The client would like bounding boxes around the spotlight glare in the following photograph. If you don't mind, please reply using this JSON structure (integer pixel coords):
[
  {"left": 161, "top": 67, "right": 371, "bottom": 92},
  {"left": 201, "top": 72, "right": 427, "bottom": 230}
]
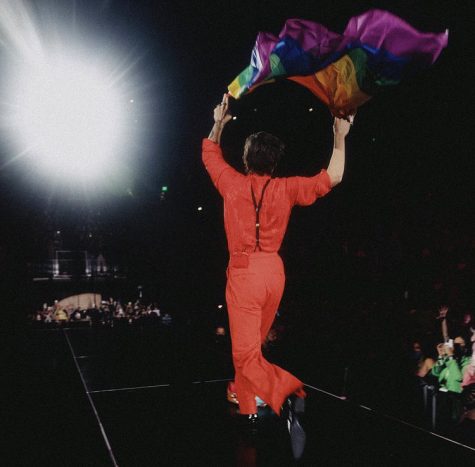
[
  {"left": 9, "top": 55, "right": 126, "bottom": 181},
  {"left": 0, "top": 1, "right": 148, "bottom": 196}
]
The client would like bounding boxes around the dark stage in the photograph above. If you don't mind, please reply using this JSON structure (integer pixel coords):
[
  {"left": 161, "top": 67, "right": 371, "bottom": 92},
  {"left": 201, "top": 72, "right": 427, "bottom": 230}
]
[{"left": 9, "top": 322, "right": 474, "bottom": 466}]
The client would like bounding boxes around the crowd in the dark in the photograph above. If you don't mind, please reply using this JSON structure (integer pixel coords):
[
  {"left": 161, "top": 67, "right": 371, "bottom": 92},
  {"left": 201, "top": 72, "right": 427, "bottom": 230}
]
[
  {"left": 28, "top": 298, "right": 173, "bottom": 327},
  {"left": 409, "top": 307, "right": 475, "bottom": 441}
]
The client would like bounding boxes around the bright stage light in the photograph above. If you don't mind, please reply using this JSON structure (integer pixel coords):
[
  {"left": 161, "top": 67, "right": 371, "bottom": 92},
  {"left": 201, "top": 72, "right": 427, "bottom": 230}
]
[
  {"left": 9, "top": 55, "right": 126, "bottom": 181},
  {"left": 0, "top": 1, "right": 148, "bottom": 195}
]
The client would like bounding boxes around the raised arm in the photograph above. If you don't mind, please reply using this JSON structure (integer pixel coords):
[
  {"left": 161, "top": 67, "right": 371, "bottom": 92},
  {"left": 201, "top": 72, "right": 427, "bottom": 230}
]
[
  {"left": 203, "top": 94, "right": 241, "bottom": 196},
  {"left": 208, "top": 93, "right": 232, "bottom": 144},
  {"left": 437, "top": 305, "right": 450, "bottom": 342},
  {"left": 326, "top": 116, "right": 353, "bottom": 187}
]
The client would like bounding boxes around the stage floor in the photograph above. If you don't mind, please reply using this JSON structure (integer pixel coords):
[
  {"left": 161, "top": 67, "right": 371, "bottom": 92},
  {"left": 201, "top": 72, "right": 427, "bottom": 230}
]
[{"left": 9, "top": 324, "right": 475, "bottom": 466}]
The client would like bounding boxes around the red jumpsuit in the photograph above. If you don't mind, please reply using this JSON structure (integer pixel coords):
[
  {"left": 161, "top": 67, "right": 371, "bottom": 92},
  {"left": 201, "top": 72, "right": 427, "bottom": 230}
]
[{"left": 202, "top": 138, "right": 332, "bottom": 415}]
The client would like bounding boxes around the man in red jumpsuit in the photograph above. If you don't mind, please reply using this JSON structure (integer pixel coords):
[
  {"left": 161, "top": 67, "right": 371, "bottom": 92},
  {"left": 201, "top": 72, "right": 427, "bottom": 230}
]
[{"left": 202, "top": 94, "right": 352, "bottom": 437}]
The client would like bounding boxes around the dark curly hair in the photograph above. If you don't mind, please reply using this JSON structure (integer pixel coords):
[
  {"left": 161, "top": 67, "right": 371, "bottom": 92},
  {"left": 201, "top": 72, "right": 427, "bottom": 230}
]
[{"left": 243, "top": 132, "right": 285, "bottom": 175}]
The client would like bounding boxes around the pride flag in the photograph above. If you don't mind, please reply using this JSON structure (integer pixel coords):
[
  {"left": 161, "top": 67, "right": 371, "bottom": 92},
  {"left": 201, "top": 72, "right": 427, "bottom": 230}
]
[{"left": 228, "top": 9, "right": 448, "bottom": 117}]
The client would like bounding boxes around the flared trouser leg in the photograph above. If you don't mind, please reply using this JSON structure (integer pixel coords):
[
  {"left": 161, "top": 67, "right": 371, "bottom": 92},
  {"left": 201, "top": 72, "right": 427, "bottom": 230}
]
[{"left": 226, "top": 253, "right": 304, "bottom": 415}]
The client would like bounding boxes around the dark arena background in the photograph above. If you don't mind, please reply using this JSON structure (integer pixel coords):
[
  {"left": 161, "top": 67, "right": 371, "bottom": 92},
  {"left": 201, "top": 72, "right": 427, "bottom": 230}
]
[{"left": 2, "top": 1, "right": 474, "bottom": 465}]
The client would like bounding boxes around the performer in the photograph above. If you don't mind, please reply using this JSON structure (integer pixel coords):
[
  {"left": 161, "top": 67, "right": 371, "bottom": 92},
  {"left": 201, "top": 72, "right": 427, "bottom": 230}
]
[{"left": 202, "top": 94, "right": 352, "bottom": 441}]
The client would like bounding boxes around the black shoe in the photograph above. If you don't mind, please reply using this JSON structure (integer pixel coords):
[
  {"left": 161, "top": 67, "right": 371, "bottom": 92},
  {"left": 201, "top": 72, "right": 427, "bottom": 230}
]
[{"left": 286, "top": 396, "right": 306, "bottom": 460}]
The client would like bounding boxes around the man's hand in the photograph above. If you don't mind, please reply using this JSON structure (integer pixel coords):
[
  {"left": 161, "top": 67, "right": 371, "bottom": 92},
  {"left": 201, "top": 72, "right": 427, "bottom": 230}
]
[
  {"left": 333, "top": 114, "right": 354, "bottom": 138},
  {"left": 209, "top": 94, "right": 232, "bottom": 144},
  {"left": 213, "top": 93, "right": 233, "bottom": 126}
]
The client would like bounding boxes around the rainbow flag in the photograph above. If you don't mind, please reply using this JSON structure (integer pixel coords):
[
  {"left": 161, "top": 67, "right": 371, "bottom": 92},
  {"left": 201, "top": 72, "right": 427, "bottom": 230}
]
[{"left": 228, "top": 9, "right": 448, "bottom": 117}]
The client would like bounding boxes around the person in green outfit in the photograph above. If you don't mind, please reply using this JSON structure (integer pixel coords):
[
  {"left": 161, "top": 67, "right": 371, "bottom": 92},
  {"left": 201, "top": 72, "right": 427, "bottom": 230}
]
[
  {"left": 431, "top": 338, "right": 471, "bottom": 393},
  {"left": 431, "top": 306, "right": 471, "bottom": 426}
]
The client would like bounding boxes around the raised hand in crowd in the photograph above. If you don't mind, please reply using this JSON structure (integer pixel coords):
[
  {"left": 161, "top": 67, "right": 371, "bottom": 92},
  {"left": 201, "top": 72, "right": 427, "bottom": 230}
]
[{"left": 437, "top": 305, "right": 449, "bottom": 320}]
